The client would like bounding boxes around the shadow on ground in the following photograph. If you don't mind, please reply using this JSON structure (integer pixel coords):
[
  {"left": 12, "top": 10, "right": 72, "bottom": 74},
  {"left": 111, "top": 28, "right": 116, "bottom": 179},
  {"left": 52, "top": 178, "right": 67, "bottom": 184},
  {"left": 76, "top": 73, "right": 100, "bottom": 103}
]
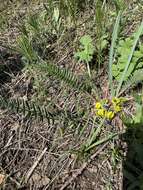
[
  {"left": 0, "top": 47, "right": 23, "bottom": 85},
  {"left": 123, "top": 122, "right": 143, "bottom": 190},
  {"left": 0, "top": 46, "right": 24, "bottom": 99}
]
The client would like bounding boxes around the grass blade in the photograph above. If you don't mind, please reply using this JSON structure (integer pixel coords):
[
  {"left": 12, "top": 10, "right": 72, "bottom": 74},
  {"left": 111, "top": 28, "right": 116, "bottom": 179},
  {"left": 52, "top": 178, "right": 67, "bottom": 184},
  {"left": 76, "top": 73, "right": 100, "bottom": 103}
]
[
  {"left": 86, "top": 118, "right": 105, "bottom": 148},
  {"left": 116, "top": 20, "right": 143, "bottom": 96},
  {"left": 85, "top": 133, "right": 118, "bottom": 152},
  {"left": 109, "top": 11, "right": 121, "bottom": 97}
]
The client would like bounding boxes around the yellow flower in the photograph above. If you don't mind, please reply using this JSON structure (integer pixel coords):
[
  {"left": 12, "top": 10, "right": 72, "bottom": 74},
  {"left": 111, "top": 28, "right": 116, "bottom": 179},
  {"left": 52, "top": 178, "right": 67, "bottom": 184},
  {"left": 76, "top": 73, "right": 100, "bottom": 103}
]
[
  {"left": 112, "top": 97, "right": 121, "bottom": 104},
  {"left": 119, "top": 97, "right": 127, "bottom": 103},
  {"left": 105, "top": 111, "right": 115, "bottom": 120},
  {"left": 95, "top": 102, "right": 102, "bottom": 109},
  {"left": 114, "top": 105, "right": 122, "bottom": 113},
  {"left": 97, "top": 109, "right": 105, "bottom": 117}
]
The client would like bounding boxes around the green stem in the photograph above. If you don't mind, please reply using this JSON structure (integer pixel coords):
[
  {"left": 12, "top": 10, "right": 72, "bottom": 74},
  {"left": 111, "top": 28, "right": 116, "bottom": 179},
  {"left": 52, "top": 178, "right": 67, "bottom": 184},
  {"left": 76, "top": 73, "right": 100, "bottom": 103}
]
[
  {"left": 109, "top": 11, "right": 121, "bottom": 97},
  {"left": 86, "top": 118, "right": 105, "bottom": 149}
]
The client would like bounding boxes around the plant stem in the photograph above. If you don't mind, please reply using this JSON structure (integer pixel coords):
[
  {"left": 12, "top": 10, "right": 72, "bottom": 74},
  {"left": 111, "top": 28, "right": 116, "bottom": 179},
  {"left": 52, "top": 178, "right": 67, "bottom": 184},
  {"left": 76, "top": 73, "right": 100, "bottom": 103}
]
[
  {"left": 86, "top": 61, "right": 91, "bottom": 77},
  {"left": 109, "top": 11, "right": 121, "bottom": 97}
]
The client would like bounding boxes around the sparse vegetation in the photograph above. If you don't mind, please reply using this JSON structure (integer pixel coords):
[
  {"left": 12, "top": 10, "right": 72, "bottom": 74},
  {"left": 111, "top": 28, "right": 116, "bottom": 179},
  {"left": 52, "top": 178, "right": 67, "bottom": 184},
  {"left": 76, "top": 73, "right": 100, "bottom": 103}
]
[{"left": 0, "top": 1, "right": 143, "bottom": 189}]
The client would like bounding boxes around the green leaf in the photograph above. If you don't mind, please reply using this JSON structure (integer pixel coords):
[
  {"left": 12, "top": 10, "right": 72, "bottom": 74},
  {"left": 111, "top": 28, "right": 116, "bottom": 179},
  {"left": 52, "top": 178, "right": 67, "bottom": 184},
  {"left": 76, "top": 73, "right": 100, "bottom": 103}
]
[
  {"left": 108, "top": 11, "right": 121, "bottom": 97},
  {"left": 53, "top": 7, "right": 60, "bottom": 22},
  {"left": 119, "top": 70, "right": 143, "bottom": 96},
  {"left": 133, "top": 103, "right": 142, "bottom": 123},
  {"left": 75, "top": 35, "right": 95, "bottom": 63},
  {"left": 112, "top": 21, "right": 143, "bottom": 94},
  {"left": 80, "top": 35, "right": 92, "bottom": 45},
  {"left": 116, "top": 21, "right": 143, "bottom": 96}
]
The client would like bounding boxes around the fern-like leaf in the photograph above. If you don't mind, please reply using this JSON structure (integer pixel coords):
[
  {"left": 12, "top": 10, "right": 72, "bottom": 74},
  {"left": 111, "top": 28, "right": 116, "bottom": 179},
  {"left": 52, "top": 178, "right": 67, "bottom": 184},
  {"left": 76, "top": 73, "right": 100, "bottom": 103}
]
[
  {"left": 0, "top": 96, "right": 88, "bottom": 126},
  {"left": 0, "top": 96, "right": 55, "bottom": 122},
  {"left": 119, "top": 70, "right": 143, "bottom": 96},
  {"left": 35, "top": 62, "right": 93, "bottom": 93},
  {"left": 17, "top": 34, "right": 38, "bottom": 62}
]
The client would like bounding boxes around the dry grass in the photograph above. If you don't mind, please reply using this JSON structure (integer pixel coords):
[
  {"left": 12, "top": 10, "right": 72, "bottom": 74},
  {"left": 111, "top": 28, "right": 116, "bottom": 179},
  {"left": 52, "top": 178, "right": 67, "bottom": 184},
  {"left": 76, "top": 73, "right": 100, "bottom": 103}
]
[{"left": 0, "top": 1, "right": 143, "bottom": 190}]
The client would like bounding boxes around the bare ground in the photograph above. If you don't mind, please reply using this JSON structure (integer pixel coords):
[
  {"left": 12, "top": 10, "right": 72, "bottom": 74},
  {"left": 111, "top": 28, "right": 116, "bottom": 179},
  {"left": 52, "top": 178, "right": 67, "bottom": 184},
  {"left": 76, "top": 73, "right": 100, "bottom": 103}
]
[{"left": 0, "top": 1, "right": 143, "bottom": 190}]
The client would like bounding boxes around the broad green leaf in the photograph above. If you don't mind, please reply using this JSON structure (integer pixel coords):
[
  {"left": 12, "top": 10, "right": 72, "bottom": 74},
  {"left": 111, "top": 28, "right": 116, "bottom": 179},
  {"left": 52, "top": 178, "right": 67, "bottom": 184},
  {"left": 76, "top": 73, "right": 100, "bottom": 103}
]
[{"left": 75, "top": 35, "right": 95, "bottom": 63}]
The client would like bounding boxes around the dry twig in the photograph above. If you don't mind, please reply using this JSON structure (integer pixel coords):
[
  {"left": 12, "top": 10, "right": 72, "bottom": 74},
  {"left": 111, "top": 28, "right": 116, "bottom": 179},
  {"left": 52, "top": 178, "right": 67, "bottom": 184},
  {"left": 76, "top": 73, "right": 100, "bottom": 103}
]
[{"left": 25, "top": 147, "right": 47, "bottom": 183}]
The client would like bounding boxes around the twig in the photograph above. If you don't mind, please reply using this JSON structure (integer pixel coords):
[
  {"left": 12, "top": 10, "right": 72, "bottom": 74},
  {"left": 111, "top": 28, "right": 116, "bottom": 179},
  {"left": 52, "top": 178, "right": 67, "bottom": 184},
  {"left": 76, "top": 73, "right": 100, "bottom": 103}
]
[
  {"left": 5, "top": 135, "right": 14, "bottom": 148},
  {"left": 24, "top": 147, "right": 47, "bottom": 183},
  {"left": 9, "top": 176, "right": 21, "bottom": 187},
  {"left": 60, "top": 142, "right": 108, "bottom": 190},
  {"left": 44, "top": 156, "right": 69, "bottom": 190}
]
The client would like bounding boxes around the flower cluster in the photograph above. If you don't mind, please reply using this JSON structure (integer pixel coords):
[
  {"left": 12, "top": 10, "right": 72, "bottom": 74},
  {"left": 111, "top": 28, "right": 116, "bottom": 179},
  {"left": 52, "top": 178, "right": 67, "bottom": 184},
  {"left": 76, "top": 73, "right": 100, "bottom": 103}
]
[{"left": 95, "top": 97, "right": 127, "bottom": 120}]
